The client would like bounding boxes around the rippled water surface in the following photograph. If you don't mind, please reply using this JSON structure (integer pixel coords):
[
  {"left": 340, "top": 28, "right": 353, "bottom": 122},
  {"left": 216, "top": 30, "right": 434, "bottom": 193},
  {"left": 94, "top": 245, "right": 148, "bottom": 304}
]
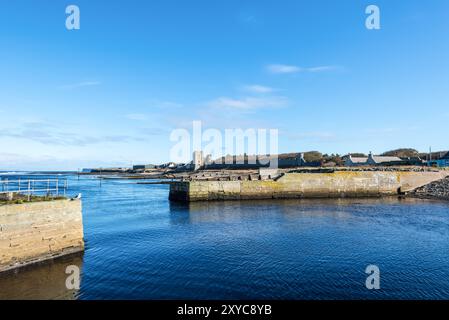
[{"left": 1, "top": 175, "right": 449, "bottom": 299}]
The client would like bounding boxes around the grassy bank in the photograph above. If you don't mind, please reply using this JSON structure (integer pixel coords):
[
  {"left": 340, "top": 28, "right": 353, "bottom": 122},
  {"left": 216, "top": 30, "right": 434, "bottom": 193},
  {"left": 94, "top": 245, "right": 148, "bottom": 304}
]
[{"left": 0, "top": 195, "right": 67, "bottom": 206}]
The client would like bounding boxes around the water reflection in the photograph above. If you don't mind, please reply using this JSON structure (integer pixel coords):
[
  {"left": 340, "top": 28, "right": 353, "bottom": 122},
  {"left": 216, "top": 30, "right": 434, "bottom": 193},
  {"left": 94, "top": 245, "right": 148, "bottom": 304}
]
[
  {"left": 0, "top": 252, "right": 84, "bottom": 300},
  {"left": 169, "top": 197, "right": 428, "bottom": 225},
  {"left": 3, "top": 175, "right": 449, "bottom": 299}
]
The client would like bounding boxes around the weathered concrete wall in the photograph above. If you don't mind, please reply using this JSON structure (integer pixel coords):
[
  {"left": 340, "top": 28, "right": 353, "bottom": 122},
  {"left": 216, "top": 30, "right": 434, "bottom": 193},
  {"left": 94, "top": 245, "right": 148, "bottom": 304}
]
[
  {"left": 169, "top": 171, "right": 449, "bottom": 202},
  {"left": 0, "top": 199, "right": 84, "bottom": 272}
]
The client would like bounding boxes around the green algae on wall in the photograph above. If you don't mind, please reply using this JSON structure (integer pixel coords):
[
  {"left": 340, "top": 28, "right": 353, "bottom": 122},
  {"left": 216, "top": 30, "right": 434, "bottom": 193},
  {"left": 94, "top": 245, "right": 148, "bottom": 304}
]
[{"left": 169, "top": 171, "right": 449, "bottom": 202}]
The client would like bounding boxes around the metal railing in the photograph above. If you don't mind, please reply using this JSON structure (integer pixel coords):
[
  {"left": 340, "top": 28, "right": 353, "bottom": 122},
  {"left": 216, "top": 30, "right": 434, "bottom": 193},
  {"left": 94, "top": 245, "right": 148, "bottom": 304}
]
[{"left": 0, "top": 178, "right": 68, "bottom": 199}]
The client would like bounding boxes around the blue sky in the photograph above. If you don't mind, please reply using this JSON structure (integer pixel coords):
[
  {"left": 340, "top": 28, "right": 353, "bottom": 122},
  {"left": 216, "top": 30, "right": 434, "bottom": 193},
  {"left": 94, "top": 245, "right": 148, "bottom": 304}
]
[{"left": 1, "top": 0, "right": 449, "bottom": 170}]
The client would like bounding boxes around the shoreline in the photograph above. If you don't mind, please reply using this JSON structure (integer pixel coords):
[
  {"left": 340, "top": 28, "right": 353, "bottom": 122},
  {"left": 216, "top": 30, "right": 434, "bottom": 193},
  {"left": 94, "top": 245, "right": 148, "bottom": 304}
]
[
  {"left": 169, "top": 171, "right": 449, "bottom": 202},
  {"left": 408, "top": 177, "right": 449, "bottom": 201}
]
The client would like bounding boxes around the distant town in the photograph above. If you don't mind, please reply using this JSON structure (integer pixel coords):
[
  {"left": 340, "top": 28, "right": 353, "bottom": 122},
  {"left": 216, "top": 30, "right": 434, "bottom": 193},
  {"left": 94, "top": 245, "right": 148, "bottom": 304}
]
[{"left": 81, "top": 148, "right": 449, "bottom": 176}]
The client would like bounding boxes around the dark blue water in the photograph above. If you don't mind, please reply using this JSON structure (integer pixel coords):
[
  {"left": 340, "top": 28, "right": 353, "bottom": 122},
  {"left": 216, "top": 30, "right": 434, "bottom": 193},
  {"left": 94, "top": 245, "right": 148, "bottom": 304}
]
[{"left": 1, "top": 174, "right": 449, "bottom": 299}]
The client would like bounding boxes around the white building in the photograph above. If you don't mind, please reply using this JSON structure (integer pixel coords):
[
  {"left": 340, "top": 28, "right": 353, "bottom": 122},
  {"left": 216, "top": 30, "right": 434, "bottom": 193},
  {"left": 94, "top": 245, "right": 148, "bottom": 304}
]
[
  {"left": 366, "top": 152, "right": 402, "bottom": 166},
  {"left": 344, "top": 152, "right": 403, "bottom": 166},
  {"left": 193, "top": 151, "right": 204, "bottom": 171},
  {"left": 344, "top": 155, "right": 368, "bottom": 167}
]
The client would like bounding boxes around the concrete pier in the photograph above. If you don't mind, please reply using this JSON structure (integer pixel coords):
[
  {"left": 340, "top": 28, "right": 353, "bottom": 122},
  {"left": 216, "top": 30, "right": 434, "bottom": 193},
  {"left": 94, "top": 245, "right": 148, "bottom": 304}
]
[
  {"left": 0, "top": 199, "right": 84, "bottom": 273},
  {"left": 169, "top": 171, "right": 449, "bottom": 202}
]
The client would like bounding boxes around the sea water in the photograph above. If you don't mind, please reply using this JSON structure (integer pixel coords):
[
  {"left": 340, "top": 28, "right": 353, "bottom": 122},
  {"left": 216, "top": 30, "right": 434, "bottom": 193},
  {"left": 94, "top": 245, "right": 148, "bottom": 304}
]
[{"left": 1, "top": 174, "right": 449, "bottom": 300}]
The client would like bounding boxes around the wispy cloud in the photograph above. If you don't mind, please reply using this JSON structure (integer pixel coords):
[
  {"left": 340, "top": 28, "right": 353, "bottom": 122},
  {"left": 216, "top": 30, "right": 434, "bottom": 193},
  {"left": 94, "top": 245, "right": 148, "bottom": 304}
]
[
  {"left": 243, "top": 85, "right": 275, "bottom": 94},
  {"left": 237, "top": 12, "right": 259, "bottom": 25},
  {"left": 307, "top": 66, "right": 341, "bottom": 72},
  {"left": 147, "top": 100, "right": 184, "bottom": 109},
  {"left": 125, "top": 113, "right": 149, "bottom": 121},
  {"left": 206, "top": 96, "right": 288, "bottom": 111},
  {"left": 267, "top": 64, "right": 302, "bottom": 74},
  {"left": 266, "top": 64, "right": 342, "bottom": 74},
  {"left": 0, "top": 152, "right": 137, "bottom": 171},
  {"left": 364, "top": 126, "right": 418, "bottom": 135},
  {"left": 0, "top": 121, "right": 145, "bottom": 147},
  {"left": 364, "top": 128, "right": 396, "bottom": 134},
  {"left": 58, "top": 81, "right": 101, "bottom": 90},
  {"left": 287, "top": 131, "right": 336, "bottom": 142},
  {"left": 138, "top": 127, "right": 170, "bottom": 136}
]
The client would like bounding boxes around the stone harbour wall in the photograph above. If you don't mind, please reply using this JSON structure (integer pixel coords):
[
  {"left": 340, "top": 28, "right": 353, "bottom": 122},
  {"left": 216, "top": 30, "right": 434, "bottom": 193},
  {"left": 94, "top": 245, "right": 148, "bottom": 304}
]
[
  {"left": 0, "top": 199, "right": 84, "bottom": 272},
  {"left": 169, "top": 171, "right": 449, "bottom": 202}
]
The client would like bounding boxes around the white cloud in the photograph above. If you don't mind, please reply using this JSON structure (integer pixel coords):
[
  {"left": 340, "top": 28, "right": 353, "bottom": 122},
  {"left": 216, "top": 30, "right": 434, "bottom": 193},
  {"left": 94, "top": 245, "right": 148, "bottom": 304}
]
[
  {"left": 0, "top": 121, "right": 145, "bottom": 147},
  {"left": 243, "top": 85, "right": 275, "bottom": 94},
  {"left": 125, "top": 113, "right": 148, "bottom": 121},
  {"left": 267, "top": 64, "right": 341, "bottom": 74},
  {"left": 364, "top": 126, "right": 418, "bottom": 135},
  {"left": 0, "top": 152, "right": 136, "bottom": 171},
  {"left": 147, "top": 100, "right": 184, "bottom": 109},
  {"left": 307, "top": 66, "right": 341, "bottom": 72},
  {"left": 267, "top": 64, "right": 302, "bottom": 74},
  {"left": 237, "top": 12, "right": 258, "bottom": 25},
  {"left": 288, "top": 131, "right": 336, "bottom": 141},
  {"left": 364, "top": 128, "right": 396, "bottom": 134},
  {"left": 206, "top": 96, "right": 288, "bottom": 111},
  {"left": 59, "top": 81, "right": 101, "bottom": 90}
]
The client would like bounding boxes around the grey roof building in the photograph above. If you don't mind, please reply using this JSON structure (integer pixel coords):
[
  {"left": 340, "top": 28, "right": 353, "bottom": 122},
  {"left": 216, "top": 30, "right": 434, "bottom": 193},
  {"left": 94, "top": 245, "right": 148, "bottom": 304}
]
[
  {"left": 344, "top": 152, "right": 404, "bottom": 166},
  {"left": 366, "top": 153, "right": 402, "bottom": 165},
  {"left": 343, "top": 155, "right": 368, "bottom": 166}
]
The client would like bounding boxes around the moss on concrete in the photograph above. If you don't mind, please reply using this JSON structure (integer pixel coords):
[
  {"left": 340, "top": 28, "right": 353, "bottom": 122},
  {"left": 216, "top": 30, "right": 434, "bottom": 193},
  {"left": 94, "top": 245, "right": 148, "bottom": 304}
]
[{"left": 0, "top": 195, "right": 67, "bottom": 206}]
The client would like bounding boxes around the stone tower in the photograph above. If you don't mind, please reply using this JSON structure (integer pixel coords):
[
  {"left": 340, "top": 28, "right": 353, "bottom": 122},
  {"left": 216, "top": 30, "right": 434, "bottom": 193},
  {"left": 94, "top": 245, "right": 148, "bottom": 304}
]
[{"left": 193, "top": 150, "right": 204, "bottom": 171}]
